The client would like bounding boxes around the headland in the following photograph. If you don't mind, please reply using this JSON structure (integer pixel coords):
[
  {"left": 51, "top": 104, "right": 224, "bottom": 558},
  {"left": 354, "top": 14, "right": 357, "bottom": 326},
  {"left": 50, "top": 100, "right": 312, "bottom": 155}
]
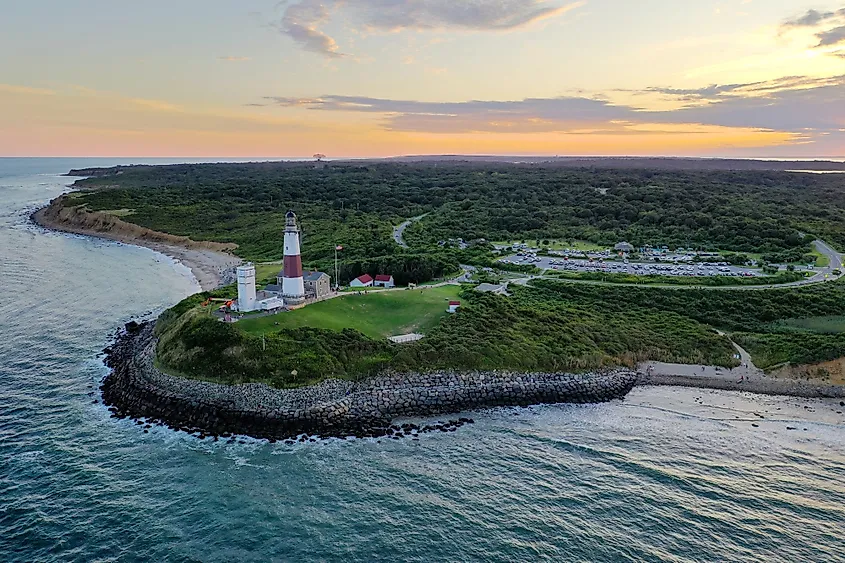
[
  {"left": 103, "top": 322, "right": 639, "bottom": 440},
  {"left": 100, "top": 321, "right": 845, "bottom": 441},
  {"left": 32, "top": 194, "right": 240, "bottom": 291},
  {"left": 32, "top": 161, "right": 845, "bottom": 441}
]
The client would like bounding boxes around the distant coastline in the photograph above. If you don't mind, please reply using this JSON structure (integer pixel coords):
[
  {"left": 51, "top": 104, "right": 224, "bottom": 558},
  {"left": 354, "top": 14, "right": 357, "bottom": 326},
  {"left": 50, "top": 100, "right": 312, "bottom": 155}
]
[{"left": 32, "top": 194, "right": 240, "bottom": 291}]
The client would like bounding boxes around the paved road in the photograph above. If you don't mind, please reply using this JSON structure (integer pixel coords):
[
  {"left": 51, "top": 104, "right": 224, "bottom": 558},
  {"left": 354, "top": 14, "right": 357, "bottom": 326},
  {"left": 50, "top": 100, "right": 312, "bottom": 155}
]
[
  {"left": 393, "top": 214, "right": 428, "bottom": 248},
  {"left": 813, "top": 239, "right": 843, "bottom": 277}
]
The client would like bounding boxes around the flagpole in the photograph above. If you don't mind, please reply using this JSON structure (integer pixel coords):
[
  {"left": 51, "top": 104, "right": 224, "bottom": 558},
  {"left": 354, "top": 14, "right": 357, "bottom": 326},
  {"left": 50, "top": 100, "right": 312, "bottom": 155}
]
[{"left": 334, "top": 246, "right": 339, "bottom": 291}]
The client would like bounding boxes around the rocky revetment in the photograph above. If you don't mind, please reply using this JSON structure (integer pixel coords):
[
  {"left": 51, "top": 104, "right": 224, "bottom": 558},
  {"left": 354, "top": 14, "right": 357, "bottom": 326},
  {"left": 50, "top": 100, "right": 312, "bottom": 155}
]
[{"left": 102, "top": 322, "right": 639, "bottom": 441}]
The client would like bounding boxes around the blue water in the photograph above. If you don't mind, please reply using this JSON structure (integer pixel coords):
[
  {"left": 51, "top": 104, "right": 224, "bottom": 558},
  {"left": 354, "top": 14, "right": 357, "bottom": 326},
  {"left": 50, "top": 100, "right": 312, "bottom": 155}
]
[{"left": 2, "top": 159, "right": 845, "bottom": 562}]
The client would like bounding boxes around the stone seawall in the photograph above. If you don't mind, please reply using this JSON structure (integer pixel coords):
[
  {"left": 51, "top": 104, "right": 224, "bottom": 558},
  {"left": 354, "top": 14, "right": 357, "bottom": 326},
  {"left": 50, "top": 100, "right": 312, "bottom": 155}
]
[{"left": 102, "top": 323, "right": 639, "bottom": 440}]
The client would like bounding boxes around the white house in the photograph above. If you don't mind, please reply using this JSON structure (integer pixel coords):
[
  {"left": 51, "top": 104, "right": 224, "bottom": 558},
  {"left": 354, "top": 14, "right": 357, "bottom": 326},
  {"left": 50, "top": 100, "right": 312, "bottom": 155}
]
[
  {"left": 448, "top": 301, "right": 460, "bottom": 313},
  {"left": 350, "top": 274, "right": 374, "bottom": 288},
  {"left": 374, "top": 274, "right": 395, "bottom": 288}
]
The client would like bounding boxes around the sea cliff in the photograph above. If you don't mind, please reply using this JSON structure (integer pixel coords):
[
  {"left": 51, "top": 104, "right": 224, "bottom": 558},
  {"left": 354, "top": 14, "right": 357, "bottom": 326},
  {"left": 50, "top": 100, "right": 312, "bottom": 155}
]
[
  {"left": 32, "top": 195, "right": 240, "bottom": 290},
  {"left": 102, "top": 322, "right": 640, "bottom": 440},
  {"left": 33, "top": 195, "right": 237, "bottom": 254}
]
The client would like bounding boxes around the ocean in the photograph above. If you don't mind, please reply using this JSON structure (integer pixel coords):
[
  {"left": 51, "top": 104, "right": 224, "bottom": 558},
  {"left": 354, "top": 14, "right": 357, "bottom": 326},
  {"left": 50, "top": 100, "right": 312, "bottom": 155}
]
[{"left": 1, "top": 158, "right": 844, "bottom": 562}]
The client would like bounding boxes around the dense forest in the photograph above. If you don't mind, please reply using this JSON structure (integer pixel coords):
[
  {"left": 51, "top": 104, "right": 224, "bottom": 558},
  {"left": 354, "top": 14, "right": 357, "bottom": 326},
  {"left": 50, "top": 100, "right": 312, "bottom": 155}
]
[{"left": 71, "top": 162, "right": 845, "bottom": 283}]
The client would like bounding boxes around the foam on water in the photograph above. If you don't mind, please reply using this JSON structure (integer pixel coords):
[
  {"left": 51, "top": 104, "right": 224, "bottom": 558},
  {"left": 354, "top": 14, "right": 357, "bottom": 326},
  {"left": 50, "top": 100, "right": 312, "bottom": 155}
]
[{"left": 1, "top": 159, "right": 845, "bottom": 562}]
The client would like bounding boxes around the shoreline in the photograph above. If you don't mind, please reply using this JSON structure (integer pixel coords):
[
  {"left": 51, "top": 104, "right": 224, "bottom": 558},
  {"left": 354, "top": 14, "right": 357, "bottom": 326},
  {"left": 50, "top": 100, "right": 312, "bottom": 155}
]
[
  {"left": 101, "top": 322, "right": 845, "bottom": 442},
  {"left": 102, "top": 322, "right": 639, "bottom": 441},
  {"left": 32, "top": 195, "right": 241, "bottom": 291},
  {"left": 638, "top": 373, "right": 845, "bottom": 399}
]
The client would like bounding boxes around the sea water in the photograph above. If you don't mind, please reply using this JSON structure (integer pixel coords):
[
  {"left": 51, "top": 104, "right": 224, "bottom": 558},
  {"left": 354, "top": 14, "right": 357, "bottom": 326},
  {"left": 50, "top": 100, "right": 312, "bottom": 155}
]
[{"left": 1, "top": 158, "right": 844, "bottom": 562}]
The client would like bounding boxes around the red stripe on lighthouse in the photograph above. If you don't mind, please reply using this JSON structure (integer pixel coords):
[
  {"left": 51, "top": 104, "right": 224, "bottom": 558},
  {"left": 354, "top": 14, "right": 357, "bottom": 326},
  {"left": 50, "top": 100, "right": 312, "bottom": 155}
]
[{"left": 284, "top": 255, "right": 303, "bottom": 278}]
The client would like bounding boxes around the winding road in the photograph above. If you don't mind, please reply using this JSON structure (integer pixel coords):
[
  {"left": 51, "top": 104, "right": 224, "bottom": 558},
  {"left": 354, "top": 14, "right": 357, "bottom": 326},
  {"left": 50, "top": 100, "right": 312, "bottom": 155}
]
[
  {"left": 388, "top": 210, "right": 844, "bottom": 293},
  {"left": 393, "top": 214, "right": 428, "bottom": 248}
]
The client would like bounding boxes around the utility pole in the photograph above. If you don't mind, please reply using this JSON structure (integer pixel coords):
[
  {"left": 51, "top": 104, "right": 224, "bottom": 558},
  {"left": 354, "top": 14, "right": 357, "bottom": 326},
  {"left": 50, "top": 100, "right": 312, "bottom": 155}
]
[{"left": 334, "top": 245, "right": 342, "bottom": 291}]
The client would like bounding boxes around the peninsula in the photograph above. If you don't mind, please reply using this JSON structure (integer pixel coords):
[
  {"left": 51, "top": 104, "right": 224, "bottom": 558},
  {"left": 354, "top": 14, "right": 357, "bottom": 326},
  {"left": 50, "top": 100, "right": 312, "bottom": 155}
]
[{"left": 33, "top": 159, "right": 845, "bottom": 439}]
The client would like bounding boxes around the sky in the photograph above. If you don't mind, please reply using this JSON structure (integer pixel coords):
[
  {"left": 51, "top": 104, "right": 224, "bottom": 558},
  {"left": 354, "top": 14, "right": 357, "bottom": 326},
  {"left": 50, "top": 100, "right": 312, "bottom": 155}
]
[{"left": 1, "top": 0, "right": 844, "bottom": 158}]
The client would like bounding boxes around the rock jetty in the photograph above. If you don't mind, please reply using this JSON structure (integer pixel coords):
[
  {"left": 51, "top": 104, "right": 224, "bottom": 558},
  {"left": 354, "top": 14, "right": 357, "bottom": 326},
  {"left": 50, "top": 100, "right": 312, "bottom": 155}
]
[{"left": 102, "top": 322, "right": 638, "bottom": 440}]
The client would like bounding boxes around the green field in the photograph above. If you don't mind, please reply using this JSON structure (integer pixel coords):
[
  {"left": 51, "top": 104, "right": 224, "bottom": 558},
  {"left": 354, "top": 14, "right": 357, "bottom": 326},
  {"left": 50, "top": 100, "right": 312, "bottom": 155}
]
[
  {"left": 773, "top": 316, "right": 845, "bottom": 334},
  {"left": 254, "top": 262, "right": 283, "bottom": 282},
  {"left": 237, "top": 285, "right": 462, "bottom": 339},
  {"left": 100, "top": 208, "right": 136, "bottom": 217},
  {"left": 810, "top": 250, "right": 831, "bottom": 268}
]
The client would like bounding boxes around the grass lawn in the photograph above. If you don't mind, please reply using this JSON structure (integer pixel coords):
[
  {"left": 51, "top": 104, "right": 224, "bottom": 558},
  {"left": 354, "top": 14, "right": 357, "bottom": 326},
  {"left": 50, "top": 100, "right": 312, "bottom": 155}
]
[
  {"left": 253, "top": 262, "right": 332, "bottom": 284},
  {"left": 810, "top": 250, "right": 831, "bottom": 268},
  {"left": 100, "top": 208, "right": 135, "bottom": 217},
  {"left": 252, "top": 262, "right": 282, "bottom": 282},
  {"left": 236, "top": 285, "right": 462, "bottom": 339},
  {"left": 774, "top": 316, "right": 845, "bottom": 334}
]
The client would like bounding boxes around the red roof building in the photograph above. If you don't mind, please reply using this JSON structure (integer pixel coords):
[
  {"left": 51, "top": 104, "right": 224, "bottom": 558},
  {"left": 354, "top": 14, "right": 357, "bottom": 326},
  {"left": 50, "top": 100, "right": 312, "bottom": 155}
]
[
  {"left": 373, "top": 274, "right": 395, "bottom": 288},
  {"left": 350, "top": 274, "right": 374, "bottom": 287}
]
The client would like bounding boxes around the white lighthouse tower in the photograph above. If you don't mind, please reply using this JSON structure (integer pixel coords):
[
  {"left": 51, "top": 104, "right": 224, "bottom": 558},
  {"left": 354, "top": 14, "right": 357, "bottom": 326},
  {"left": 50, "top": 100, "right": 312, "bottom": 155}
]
[
  {"left": 236, "top": 263, "right": 257, "bottom": 312},
  {"left": 282, "top": 210, "right": 306, "bottom": 305}
]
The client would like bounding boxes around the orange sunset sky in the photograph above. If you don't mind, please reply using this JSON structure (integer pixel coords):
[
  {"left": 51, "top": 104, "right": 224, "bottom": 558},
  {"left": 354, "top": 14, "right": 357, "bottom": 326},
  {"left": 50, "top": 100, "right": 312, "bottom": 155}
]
[{"left": 2, "top": 1, "right": 844, "bottom": 158}]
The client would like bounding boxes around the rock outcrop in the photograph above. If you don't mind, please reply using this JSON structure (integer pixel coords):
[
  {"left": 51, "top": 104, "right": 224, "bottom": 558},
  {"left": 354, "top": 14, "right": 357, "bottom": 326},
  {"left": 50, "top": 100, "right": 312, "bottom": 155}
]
[{"left": 102, "top": 323, "right": 639, "bottom": 440}]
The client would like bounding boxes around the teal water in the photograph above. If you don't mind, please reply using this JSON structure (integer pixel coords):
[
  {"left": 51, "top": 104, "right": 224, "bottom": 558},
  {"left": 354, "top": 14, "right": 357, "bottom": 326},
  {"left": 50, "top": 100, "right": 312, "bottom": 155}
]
[{"left": 1, "top": 158, "right": 844, "bottom": 562}]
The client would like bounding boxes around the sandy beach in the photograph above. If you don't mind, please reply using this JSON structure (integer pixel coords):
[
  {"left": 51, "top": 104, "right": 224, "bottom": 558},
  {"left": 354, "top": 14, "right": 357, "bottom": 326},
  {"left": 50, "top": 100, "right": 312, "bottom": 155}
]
[
  {"left": 130, "top": 242, "right": 240, "bottom": 291},
  {"left": 639, "top": 334, "right": 845, "bottom": 398},
  {"left": 32, "top": 199, "right": 240, "bottom": 291}
]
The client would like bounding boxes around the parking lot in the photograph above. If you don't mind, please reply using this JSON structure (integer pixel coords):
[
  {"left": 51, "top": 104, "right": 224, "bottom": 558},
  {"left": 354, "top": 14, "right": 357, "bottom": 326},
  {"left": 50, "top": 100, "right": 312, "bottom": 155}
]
[{"left": 500, "top": 254, "right": 766, "bottom": 278}]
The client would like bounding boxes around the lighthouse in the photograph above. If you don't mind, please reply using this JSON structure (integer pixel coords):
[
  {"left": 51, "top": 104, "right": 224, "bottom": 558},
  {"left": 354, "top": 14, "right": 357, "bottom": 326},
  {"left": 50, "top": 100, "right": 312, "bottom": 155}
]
[
  {"left": 282, "top": 210, "right": 306, "bottom": 305},
  {"left": 236, "top": 263, "right": 257, "bottom": 312}
]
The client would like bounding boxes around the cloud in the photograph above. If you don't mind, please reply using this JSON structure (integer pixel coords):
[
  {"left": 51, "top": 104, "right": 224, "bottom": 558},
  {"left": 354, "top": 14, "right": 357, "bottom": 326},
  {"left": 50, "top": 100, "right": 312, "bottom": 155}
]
[
  {"left": 782, "top": 8, "right": 843, "bottom": 28},
  {"left": 265, "top": 95, "right": 643, "bottom": 133},
  {"left": 816, "top": 24, "right": 845, "bottom": 46},
  {"left": 129, "top": 98, "right": 182, "bottom": 112},
  {"left": 277, "top": 1, "right": 346, "bottom": 58},
  {"left": 650, "top": 80, "right": 845, "bottom": 132},
  {"left": 640, "top": 75, "right": 845, "bottom": 101},
  {"left": 219, "top": 56, "right": 251, "bottom": 62},
  {"left": 780, "top": 6, "right": 845, "bottom": 50},
  {"left": 276, "top": 0, "right": 583, "bottom": 58},
  {"left": 258, "top": 75, "right": 845, "bottom": 145},
  {"left": 0, "top": 83, "right": 56, "bottom": 96}
]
